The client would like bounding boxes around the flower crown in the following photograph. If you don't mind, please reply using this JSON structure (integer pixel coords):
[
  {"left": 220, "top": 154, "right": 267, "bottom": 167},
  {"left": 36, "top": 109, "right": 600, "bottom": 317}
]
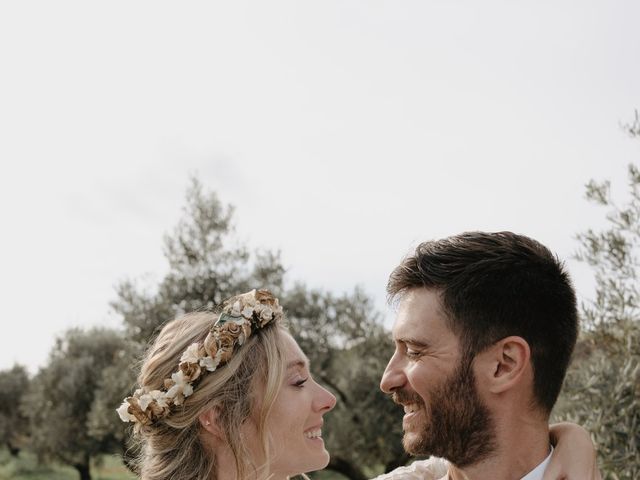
[{"left": 117, "top": 289, "right": 283, "bottom": 426}]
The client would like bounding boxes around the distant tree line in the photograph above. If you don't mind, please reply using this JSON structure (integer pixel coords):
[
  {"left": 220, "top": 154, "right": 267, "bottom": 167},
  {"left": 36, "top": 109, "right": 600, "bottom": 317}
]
[{"left": 1, "top": 117, "right": 638, "bottom": 480}]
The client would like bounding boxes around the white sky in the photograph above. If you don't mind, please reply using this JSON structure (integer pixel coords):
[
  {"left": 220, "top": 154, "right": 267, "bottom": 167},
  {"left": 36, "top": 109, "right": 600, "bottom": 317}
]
[{"left": 1, "top": 1, "right": 639, "bottom": 373}]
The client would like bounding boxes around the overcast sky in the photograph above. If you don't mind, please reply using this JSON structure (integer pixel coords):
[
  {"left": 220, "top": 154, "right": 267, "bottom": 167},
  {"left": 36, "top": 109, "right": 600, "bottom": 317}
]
[{"left": 1, "top": 1, "right": 639, "bottom": 373}]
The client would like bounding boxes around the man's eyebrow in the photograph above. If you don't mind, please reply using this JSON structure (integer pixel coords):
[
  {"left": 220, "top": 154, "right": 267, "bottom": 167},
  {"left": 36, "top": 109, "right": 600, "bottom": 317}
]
[
  {"left": 286, "top": 358, "right": 309, "bottom": 370},
  {"left": 394, "top": 337, "right": 431, "bottom": 349}
]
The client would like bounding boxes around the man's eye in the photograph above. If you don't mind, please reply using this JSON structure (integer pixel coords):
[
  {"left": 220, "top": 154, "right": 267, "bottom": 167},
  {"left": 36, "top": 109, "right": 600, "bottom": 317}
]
[{"left": 406, "top": 350, "right": 421, "bottom": 359}]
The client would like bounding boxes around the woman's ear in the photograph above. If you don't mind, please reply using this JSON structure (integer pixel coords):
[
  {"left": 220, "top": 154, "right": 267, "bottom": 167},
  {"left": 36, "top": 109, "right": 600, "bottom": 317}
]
[
  {"left": 199, "top": 407, "right": 223, "bottom": 438},
  {"left": 476, "top": 336, "right": 531, "bottom": 394}
]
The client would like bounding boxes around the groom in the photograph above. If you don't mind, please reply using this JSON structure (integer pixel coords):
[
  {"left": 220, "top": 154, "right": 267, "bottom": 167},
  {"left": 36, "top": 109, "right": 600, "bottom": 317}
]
[{"left": 379, "top": 231, "right": 579, "bottom": 480}]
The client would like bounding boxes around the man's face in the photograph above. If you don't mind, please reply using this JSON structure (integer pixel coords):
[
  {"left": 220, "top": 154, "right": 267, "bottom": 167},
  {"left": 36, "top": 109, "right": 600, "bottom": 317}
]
[{"left": 379, "top": 288, "right": 496, "bottom": 467}]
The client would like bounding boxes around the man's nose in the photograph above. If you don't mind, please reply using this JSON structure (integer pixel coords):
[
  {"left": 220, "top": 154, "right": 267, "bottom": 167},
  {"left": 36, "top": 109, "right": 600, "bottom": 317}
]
[{"left": 380, "top": 352, "right": 405, "bottom": 394}]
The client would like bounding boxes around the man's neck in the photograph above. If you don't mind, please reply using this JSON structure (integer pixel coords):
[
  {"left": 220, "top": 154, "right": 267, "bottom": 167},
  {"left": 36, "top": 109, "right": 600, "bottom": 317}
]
[{"left": 448, "top": 422, "right": 551, "bottom": 480}]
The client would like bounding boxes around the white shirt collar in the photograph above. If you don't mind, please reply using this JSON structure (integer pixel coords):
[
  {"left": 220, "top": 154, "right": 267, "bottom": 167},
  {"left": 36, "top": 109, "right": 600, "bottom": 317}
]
[{"left": 520, "top": 446, "right": 554, "bottom": 480}]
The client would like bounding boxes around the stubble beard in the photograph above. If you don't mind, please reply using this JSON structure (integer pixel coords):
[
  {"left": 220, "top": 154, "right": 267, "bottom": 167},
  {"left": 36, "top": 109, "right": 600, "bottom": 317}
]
[{"left": 395, "top": 356, "right": 497, "bottom": 468}]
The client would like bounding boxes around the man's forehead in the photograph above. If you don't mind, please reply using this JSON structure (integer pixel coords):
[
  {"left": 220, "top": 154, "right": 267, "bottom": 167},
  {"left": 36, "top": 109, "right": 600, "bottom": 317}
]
[
  {"left": 391, "top": 316, "right": 431, "bottom": 344},
  {"left": 391, "top": 289, "right": 451, "bottom": 343}
]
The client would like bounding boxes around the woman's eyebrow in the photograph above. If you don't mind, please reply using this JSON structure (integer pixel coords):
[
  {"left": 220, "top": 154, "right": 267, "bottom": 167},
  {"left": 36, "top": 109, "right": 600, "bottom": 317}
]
[{"left": 286, "top": 358, "right": 309, "bottom": 370}]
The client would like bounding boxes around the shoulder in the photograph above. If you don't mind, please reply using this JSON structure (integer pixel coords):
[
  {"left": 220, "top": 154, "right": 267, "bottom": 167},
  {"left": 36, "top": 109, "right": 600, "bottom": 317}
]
[{"left": 370, "top": 458, "right": 449, "bottom": 480}]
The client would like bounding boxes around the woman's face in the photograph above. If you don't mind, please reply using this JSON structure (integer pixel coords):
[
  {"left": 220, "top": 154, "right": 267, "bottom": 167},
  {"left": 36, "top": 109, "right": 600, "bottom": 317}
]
[{"left": 263, "top": 332, "right": 337, "bottom": 478}]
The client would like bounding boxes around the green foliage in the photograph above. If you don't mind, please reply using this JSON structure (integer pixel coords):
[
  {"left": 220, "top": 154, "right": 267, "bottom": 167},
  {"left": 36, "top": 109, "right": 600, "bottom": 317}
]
[
  {"left": 112, "top": 177, "right": 285, "bottom": 344},
  {"left": 0, "top": 365, "right": 30, "bottom": 455},
  {"left": 555, "top": 116, "right": 640, "bottom": 480},
  {"left": 21, "top": 329, "right": 132, "bottom": 479},
  {"left": 86, "top": 339, "right": 141, "bottom": 458}
]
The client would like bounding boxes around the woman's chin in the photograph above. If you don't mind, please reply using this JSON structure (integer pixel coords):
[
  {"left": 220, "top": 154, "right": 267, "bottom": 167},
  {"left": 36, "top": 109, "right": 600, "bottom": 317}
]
[{"left": 309, "top": 450, "right": 331, "bottom": 472}]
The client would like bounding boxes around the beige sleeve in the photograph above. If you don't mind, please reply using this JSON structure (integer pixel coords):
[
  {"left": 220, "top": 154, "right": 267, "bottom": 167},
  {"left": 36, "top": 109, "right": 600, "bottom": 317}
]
[{"left": 369, "top": 458, "right": 449, "bottom": 480}]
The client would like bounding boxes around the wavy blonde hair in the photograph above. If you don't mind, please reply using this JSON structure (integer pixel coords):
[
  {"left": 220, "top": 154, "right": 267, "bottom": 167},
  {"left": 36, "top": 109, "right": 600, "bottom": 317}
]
[{"left": 129, "top": 310, "right": 288, "bottom": 480}]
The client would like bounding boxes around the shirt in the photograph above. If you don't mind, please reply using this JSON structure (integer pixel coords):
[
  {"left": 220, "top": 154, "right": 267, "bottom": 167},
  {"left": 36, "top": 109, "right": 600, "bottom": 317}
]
[{"left": 521, "top": 446, "right": 553, "bottom": 480}]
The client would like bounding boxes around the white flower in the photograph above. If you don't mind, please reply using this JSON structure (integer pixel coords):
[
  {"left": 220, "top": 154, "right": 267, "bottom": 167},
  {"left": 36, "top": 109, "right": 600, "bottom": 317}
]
[
  {"left": 180, "top": 343, "right": 201, "bottom": 364},
  {"left": 241, "top": 306, "right": 254, "bottom": 319},
  {"left": 230, "top": 301, "right": 242, "bottom": 317},
  {"left": 183, "top": 383, "right": 194, "bottom": 397},
  {"left": 166, "top": 371, "right": 194, "bottom": 400},
  {"left": 200, "top": 354, "right": 221, "bottom": 372},
  {"left": 116, "top": 400, "right": 135, "bottom": 422},
  {"left": 260, "top": 306, "right": 273, "bottom": 321},
  {"left": 150, "top": 389, "right": 169, "bottom": 406},
  {"left": 138, "top": 393, "right": 153, "bottom": 412},
  {"left": 138, "top": 390, "right": 168, "bottom": 411},
  {"left": 243, "top": 290, "right": 257, "bottom": 305}
]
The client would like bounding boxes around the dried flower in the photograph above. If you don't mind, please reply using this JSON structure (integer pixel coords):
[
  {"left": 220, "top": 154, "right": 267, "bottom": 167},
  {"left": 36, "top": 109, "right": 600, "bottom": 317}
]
[
  {"left": 179, "top": 361, "right": 202, "bottom": 382},
  {"left": 180, "top": 343, "right": 201, "bottom": 364},
  {"left": 117, "top": 289, "right": 283, "bottom": 426}
]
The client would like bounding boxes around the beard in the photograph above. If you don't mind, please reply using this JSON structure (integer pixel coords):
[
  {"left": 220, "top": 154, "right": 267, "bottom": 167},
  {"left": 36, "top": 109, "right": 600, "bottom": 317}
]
[{"left": 392, "top": 355, "right": 497, "bottom": 467}]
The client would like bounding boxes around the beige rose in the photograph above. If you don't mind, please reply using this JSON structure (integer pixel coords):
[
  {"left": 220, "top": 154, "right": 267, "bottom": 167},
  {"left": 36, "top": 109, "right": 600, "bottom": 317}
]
[
  {"left": 203, "top": 332, "right": 218, "bottom": 358},
  {"left": 222, "top": 321, "right": 242, "bottom": 338},
  {"left": 242, "top": 323, "right": 252, "bottom": 341},
  {"left": 255, "top": 289, "right": 274, "bottom": 304},
  {"left": 259, "top": 306, "right": 273, "bottom": 327},
  {"left": 179, "top": 361, "right": 202, "bottom": 382},
  {"left": 128, "top": 398, "right": 151, "bottom": 425},
  {"left": 217, "top": 331, "right": 235, "bottom": 351},
  {"left": 148, "top": 401, "right": 170, "bottom": 422},
  {"left": 218, "top": 347, "right": 233, "bottom": 363}
]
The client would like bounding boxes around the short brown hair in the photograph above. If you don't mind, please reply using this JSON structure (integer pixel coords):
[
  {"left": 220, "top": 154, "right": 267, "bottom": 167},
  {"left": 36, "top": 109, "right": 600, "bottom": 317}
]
[{"left": 387, "top": 231, "right": 578, "bottom": 413}]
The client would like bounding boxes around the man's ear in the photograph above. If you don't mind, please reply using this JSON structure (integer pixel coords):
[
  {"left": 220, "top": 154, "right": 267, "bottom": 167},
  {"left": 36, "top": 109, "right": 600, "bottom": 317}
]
[
  {"left": 199, "top": 407, "right": 223, "bottom": 438},
  {"left": 475, "top": 336, "right": 531, "bottom": 394}
]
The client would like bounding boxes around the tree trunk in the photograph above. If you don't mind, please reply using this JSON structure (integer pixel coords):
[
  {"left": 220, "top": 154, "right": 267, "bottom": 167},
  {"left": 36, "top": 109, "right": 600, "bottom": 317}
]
[
  {"left": 327, "top": 456, "right": 367, "bottom": 480},
  {"left": 73, "top": 462, "right": 91, "bottom": 480},
  {"left": 5, "top": 442, "right": 20, "bottom": 457}
]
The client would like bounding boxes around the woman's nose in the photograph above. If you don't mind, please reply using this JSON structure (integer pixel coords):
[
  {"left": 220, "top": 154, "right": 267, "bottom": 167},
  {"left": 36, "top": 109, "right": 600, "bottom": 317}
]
[{"left": 315, "top": 383, "right": 337, "bottom": 413}]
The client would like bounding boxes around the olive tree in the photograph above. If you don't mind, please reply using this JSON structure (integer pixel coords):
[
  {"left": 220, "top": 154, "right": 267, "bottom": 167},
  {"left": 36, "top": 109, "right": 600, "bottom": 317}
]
[
  {"left": 112, "top": 177, "right": 285, "bottom": 344},
  {"left": 21, "top": 328, "right": 131, "bottom": 480},
  {"left": 555, "top": 113, "right": 640, "bottom": 479},
  {"left": 0, "top": 364, "right": 30, "bottom": 456}
]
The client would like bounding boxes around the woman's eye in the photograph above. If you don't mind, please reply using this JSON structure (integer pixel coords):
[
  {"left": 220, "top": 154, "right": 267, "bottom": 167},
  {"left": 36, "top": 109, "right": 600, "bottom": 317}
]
[{"left": 293, "top": 378, "right": 309, "bottom": 387}]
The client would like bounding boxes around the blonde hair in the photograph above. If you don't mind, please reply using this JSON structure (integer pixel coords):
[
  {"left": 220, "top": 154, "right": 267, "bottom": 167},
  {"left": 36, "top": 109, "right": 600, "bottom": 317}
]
[{"left": 130, "top": 311, "right": 287, "bottom": 480}]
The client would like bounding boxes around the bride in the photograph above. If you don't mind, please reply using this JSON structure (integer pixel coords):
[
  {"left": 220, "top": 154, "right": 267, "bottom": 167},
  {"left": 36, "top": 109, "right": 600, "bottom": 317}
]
[{"left": 117, "top": 289, "right": 599, "bottom": 480}]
